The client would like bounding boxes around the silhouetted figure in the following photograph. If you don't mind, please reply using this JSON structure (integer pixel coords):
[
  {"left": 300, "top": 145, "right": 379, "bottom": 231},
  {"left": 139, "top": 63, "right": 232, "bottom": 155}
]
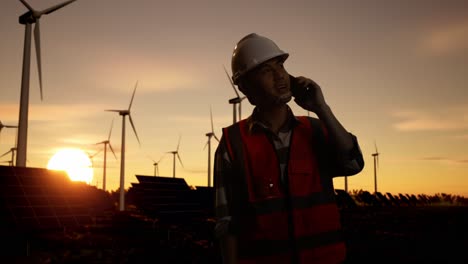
[{"left": 214, "top": 33, "right": 365, "bottom": 264}]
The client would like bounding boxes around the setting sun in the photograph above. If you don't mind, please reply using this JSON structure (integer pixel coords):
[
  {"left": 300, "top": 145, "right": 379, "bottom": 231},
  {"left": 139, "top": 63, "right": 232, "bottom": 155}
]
[{"left": 47, "top": 148, "right": 94, "bottom": 184}]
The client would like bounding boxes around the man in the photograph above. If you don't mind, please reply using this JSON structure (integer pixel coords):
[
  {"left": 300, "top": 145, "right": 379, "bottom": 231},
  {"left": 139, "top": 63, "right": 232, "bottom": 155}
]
[{"left": 214, "top": 33, "right": 364, "bottom": 264}]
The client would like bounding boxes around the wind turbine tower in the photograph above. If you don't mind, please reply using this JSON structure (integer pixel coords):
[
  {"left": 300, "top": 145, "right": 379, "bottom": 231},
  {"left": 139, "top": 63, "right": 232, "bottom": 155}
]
[
  {"left": 372, "top": 141, "right": 380, "bottom": 194},
  {"left": 167, "top": 136, "right": 183, "bottom": 178},
  {"left": 16, "top": 0, "right": 76, "bottom": 167},
  {"left": 223, "top": 65, "right": 246, "bottom": 124},
  {"left": 204, "top": 106, "right": 220, "bottom": 187},
  {"left": 106, "top": 81, "right": 141, "bottom": 211},
  {"left": 95, "top": 119, "right": 117, "bottom": 191}
]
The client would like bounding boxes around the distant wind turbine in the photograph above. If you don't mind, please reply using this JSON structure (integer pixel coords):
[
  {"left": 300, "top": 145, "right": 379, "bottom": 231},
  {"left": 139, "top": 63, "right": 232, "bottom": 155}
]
[
  {"left": 148, "top": 154, "right": 165, "bottom": 176},
  {"left": 86, "top": 149, "right": 101, "bottom": 168},
  {"left": 204, "top": 106, "right": 219, "bottom": 187},
  {"left": 0, "top": 121, "right": 18, "bottom": 146},
  {"left": 95, "top": 119, "right": 117, "bottom": 191},
  {"left": 106, "top": 81, "right": 141, "bottom": 211},
  {"left": 1, "top": 147, "right": 17, "bottom": 167},
  {"left": 15, "top": 0, "right": 77, "bottom": 167},
  {"left": 223, "top": 65, "right": 246, "bottom": 124},
  {"left": 167, "top": 135, "right": 183, "bottom": 178},
  {"left": 372, "top": 141, "right": 380, "bottom": 194}
]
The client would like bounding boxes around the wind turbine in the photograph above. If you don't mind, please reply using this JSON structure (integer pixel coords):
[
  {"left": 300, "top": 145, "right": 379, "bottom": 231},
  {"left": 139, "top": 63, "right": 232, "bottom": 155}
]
[
  {"left": 167, "top": 135, "right": 183, "bottom": 178},
  {"left": 95, "top": 119, "right": 117, "bottom": 191},
  {"left": 223, "top": 65, "right": 246, "bottom": 124},
  {"left": 204, "top": 106, "right": 220, "bottom": 187},
  {"left": 1, "top": 147, "right": 17, "bottom": 167},
  {"left": 105, "top": 81, "right": 141, "bottom": 211},
  {"left": 372, "top": 141, "right": 380, "bottom": 194},
  {"left": 86, "top": 149, "right": 101, "bottom": 165},
  {"left": 149, "top": 154, "right": 165, "bottom": 176},
  {"left": 15, "top": 0, "right": 77, "bottom": 167},
  {"left": 0, "top": 121, "right": 18, "bottom": 146}
]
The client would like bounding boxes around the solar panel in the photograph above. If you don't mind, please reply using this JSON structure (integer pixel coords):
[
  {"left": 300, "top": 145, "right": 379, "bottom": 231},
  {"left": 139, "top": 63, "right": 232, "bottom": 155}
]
[
  {"left": 128, "top": 175, "right": 210, "bottom": 222},
  {"left": 0, "top": 165, "right": 112, "bottom": 234}
]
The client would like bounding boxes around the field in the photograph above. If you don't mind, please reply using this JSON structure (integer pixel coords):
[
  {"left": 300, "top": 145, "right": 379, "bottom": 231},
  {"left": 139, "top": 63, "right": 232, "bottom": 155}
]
[
  {"left": 1, "top": 167, "right": 467, "bottom": 263},
  {"left": 4, "top": 204, "right": 468, "bottom": 263}
]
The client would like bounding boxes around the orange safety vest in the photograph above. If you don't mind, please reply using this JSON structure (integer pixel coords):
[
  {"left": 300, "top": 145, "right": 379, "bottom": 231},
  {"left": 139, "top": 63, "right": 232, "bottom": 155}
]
[{"left": 222, "top": 116, "right": 346, "bottom": 264}]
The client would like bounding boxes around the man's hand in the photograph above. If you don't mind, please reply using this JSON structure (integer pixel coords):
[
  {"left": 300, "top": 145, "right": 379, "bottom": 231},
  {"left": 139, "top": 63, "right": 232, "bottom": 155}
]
[{"left": 292, "top": 76, "right": 328, "bottom": 115}]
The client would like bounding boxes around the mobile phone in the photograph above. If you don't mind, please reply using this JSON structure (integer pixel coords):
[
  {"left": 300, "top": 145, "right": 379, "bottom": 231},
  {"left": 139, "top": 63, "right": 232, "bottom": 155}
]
[{"left": 289, "top": 74, "right": 305, "bottom": 99}]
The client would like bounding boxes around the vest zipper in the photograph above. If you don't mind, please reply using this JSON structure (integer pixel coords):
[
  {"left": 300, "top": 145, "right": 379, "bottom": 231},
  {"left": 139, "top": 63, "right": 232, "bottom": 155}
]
[{"left": 282, "top": 128, "right": 300, "bottom": 264}]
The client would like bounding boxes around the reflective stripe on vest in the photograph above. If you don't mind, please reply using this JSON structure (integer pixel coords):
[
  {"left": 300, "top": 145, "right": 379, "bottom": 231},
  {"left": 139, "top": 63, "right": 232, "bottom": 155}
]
[{"left": 222, "top": 116, "right": 346, "bottom": 264}]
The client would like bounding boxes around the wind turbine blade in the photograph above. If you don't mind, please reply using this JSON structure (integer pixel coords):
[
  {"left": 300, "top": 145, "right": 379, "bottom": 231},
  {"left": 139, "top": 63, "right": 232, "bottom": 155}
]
[
  {"left": 34, "top": 20, "right": 43, "bottom": 101},
  {"left": 0, "top": 150, "right": 11, "bottom": 159},
  {"left": 177, "top": 153, "right": 184, "bottom": 168},
  {"left": 203, "top": 140, "right": 209, "bottom": 150},
  {"left": 176, "top": 135, "right": 181, "bottom": 151},
  {"left": 214, "top": 134, "right": 220, "bottom": 142},
  {"left": 128, "top": 81, "right": 138, "bottom": 111},
  {"left": 19, "top": 0, "right": 34, "bottom": 12},
  {"left": 158, "top": 153, "right": 166, "bottom": 163},
  {"left": 223, "top": 65, "right": 239, "bottom": 98},
  {"left": 108, "top": 143, "right": 117, "bottom": 160},
  {"left": 108, "top": 118, "right": 114, "bottom": 140},
  {"left": 146, "top": 154, "right": 155, "bottom": 162},
  {"left": 41, "top": 0, "right": 76, "bottom": 15},
  {"left": 128, "top": 115, "right": 141, "bottom": 146},
  {"left": 90, "top": 149, "right": 102, "bottom": 159},
  {"left": 105, "top": 109, "right": 122, "bottom": 113},
  {"left": 374, "top": 140, "right": 378, "bottom": 153},
  {"left": 210, "top": 105, "right": 214, "bottom": 133}
]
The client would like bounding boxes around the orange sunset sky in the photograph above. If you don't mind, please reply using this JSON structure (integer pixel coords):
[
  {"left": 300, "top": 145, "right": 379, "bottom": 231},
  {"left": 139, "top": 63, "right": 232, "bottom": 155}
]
[{"left": 0, "top": 0, "right": 467, "bottom": 196}]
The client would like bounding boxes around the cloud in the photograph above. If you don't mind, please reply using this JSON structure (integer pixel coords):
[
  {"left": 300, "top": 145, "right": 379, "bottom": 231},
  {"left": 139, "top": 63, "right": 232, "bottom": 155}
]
[
  {"left": 87, "top": 52, "right": 205, "bottom": 93},
  {"left": 0, "top": 103, "right": 109, "bottom": 122},
  {"left": 420, "top": 19, "right": 468, "bottom": 56},
  {"left": 455, "top": 134, "right": 468, "bottom": 140},
  {"left": 391, "top": 105, "right": 468, "bottom": 132},
  {"left": 421, "top": 156, "right": 468, "bottom": 164}
]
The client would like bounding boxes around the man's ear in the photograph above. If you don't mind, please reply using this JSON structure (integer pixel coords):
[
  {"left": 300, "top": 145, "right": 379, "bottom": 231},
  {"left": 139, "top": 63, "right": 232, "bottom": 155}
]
[
  {"left": 238, "top": 80, "right": 258, "bottom": 106},
  {"left": 237, "top": 81, "right": 247, "bottom": 95}
]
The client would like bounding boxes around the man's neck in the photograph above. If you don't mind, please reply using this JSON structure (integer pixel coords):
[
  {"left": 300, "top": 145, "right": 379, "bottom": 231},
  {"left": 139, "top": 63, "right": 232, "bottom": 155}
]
[{"left": 256, "top": 104, "right": 289, "bottom": 134}]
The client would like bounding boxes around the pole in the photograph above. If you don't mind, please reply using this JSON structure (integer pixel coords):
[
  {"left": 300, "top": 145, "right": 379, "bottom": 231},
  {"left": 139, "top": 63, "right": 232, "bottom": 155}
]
[
  {"left": 16, "top": 23, "right": 32, "bottom": 167},
  {"left": 119, "top": 115, "right": 126, "bottom": 211}
]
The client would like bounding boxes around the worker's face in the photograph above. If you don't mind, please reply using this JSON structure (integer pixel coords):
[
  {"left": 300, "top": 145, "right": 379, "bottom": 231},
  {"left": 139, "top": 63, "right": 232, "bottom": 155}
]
[{"left": 241, "top": 57, "right": 291, "bottom": 107}]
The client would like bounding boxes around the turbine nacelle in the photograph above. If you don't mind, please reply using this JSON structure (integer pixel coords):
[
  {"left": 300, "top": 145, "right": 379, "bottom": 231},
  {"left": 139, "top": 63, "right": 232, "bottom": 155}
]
[
  {"left": 105, "top": 109, "right": 130, "bottom": 116},
  {"left": 19, "top": 11, "right": 40, "bottom": 24}
]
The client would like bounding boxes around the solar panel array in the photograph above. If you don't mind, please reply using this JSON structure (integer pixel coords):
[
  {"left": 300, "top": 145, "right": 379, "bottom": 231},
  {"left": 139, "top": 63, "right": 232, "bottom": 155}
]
[
  {"left": 128, "top": 175, "right": 213, "bottom": 223},
  {"left": 0, "top": 165, "right": 108, "bottom": 234}
]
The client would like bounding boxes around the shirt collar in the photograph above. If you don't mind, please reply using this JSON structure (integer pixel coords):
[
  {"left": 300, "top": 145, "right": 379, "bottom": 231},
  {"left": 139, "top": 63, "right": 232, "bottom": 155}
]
[{"left": 246, "top": 105, "right": 300, "bottom": 134}]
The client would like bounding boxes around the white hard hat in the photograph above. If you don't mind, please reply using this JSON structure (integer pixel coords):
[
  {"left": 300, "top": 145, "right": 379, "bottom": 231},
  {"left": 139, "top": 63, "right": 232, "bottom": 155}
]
[{"left": 231, "top": 33, "right": 289, "bottom": 85}]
